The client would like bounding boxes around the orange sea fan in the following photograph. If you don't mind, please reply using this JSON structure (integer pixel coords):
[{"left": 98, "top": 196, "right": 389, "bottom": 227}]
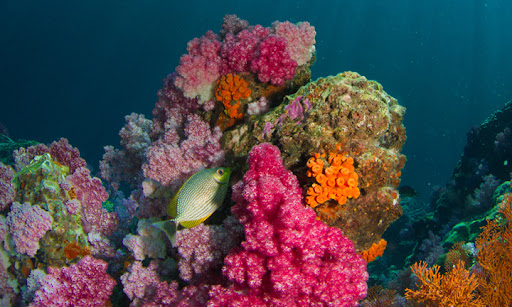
[{"left": 405, "top": 260, "right": 484, "bottom": 306}]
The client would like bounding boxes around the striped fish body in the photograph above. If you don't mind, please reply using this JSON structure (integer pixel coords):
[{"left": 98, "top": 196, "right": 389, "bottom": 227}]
[
  {"left": 171, "top": 168, "right": 230, "bottom": 228},
  {"left": 152, "top": 167, "right": 231, "bottom": 246}
]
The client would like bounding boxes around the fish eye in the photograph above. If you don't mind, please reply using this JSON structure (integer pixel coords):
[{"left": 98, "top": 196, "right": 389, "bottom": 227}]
[{"left": 217, "top": 169, "right": 224, "bottom": 176}]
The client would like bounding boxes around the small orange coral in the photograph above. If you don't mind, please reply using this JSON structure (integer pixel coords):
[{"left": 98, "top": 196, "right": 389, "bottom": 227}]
[
  {"left": 361, "top": 239, "right": 387, "bottom": 263},
  {"left": 64, "top": 240, "right": 90, "bottom": 260},
  {"left": 215, "top": 74, "right": 251, "bottom": 130},
  {"left": 306, "top": 152, "right": 360, "bottom": 208},
  {"left": 215, "top": 74, "right": 251, "bottom": 119}
]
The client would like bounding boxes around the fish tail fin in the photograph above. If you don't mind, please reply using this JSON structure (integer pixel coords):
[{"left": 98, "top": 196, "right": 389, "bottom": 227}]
[{"left": 151, "top": 220, "right": 178, "bottom": 247}]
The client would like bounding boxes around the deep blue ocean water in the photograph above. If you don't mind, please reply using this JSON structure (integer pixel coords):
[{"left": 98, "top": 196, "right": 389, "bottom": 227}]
[{"left": 1, "top": 0, "right": 511, "bottom": 201}]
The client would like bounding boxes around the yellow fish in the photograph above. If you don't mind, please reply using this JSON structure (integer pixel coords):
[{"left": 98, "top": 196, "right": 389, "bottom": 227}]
[{"left": 152, "top": 167, "right": 231, "bottom": 246}]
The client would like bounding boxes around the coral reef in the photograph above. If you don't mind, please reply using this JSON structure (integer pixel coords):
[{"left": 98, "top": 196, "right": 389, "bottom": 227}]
[
  {"left": 0, "top": 15, "right": 411, "bottom": 306},
  {"left": 222, "top": 71, "right": 406, "bottom": 250}
]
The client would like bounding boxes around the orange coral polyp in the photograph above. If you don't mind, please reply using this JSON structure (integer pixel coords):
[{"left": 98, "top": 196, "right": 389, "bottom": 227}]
[
  {"left": 215, "top": 73, "right": 252, "bottom": 121},
  {"left": 347, "top": 178, "right": 357, "bottom": 187},
  {"left": 306, "top": 152, "right": 360, "bottom": 209},
  {"left": 326, "top": 177, "right": 336, "bottom": 188},
  {"left": 336, "top": 177, "right": 345, "bottom": 187},
  {"left": 324, "top": 167, "right": 336, "bottom": 177},
  {"left": 340, "top": 168, "right": 350, "bottom": 176},
  {"left": 361, "top": 239, "right": 387, "bottom": 263}
]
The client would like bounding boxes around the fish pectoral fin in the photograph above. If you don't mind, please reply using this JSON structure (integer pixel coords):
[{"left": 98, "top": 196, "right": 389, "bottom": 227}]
[
  {"left": 151, "top": 220, "right": 178, "bottom": 247},
  {"left": 180, "top": 214, "right": 212, "bottom": 229}
]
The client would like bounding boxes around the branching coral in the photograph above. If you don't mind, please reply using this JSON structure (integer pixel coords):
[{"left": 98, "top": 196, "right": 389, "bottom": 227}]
[
  {"left": 405, "top": 260, "right": 484, "bottom": 306},
  {"left": 474, "top": 187, "right": 512, "bottom": 306}
]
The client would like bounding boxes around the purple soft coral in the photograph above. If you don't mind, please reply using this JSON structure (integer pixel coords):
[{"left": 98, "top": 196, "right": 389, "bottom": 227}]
[
  {"left": 6, "top": 202, "right": 53, "bottom": 257},
  {"left": 0, "top": 163, "right": 15, "bottom": 210},
  {"left": 31, "top": 255, "right": 115, "bottom": 307},
  {"left": 67, "top": 167, "right": 119, "bottom": 236},
  {"left": 209, "top": 143, "right": 368, "bottom": 306}
]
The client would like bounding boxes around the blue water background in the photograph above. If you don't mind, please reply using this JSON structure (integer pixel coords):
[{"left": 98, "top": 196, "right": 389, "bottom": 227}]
[{"left": 1, "top": 0, "right": 511, "bottom": 200}]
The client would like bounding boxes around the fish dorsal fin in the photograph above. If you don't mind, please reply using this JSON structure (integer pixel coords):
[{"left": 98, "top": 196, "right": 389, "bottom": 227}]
[{"left": 180, "top": 213, "right": 213, "bottom": 229}]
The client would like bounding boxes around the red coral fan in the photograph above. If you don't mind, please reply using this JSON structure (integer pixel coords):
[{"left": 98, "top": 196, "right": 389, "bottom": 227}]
[
  {"left": 31, "top": 255, "right": 115, "bottom": 307},
  {"left": 209, "top": 143, "right": 368, "bottom": 306}
]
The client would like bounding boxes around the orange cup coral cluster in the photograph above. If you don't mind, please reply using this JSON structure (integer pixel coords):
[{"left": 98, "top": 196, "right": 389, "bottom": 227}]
[
  {"left": 360, "top": 238, "right": 387, "bottom": 263},
  {"left": 306, "top": 152, "right": 360, "bottom": 208},
  {"left": 215, "top": 73, "right": 251, "bottom": 120}
]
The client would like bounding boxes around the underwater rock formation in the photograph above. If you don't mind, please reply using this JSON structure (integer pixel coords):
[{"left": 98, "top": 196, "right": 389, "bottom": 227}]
[{"left": 223, "top": 71, "right": 407, "bottom": 250}]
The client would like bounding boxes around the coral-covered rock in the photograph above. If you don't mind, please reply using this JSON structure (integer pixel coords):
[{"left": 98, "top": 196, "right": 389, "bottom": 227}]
[
  {"left": 222, "top": 72, "right": 406, "bottom": 250},
  {"left": 13, "top": 153, "right": 90, "bottom": 266}
]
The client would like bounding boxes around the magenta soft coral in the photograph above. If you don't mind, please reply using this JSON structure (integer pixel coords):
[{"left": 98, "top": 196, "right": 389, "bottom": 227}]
[
  {"left": 209, "top": 143, "right": 368, "bottom": 306},
  {"left": 250, "top": 35, "right": 297, "bottom": 86},
  {"left": 220, "top": 25, "right": 270, "bottom": 74}
]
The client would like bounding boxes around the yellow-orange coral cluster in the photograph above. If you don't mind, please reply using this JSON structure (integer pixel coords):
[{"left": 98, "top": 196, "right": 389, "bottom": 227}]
[
  {"left": 306, "top": 152, "right": 360, "bottom": 208},
  {"left": 64, "top": 240, "right": 90, "bottom": 260},
  {"left": 215, "top": 73, "right": 251, "bottom": 119},
  {"left": 360, "top": 239, "right": 387, "bottom": 263}
]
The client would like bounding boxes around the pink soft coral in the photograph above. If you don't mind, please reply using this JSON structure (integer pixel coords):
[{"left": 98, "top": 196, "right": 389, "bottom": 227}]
[
  {"left": 273, "top": 21, "right": 316, "bottom": 66},
  {"left": 0, "top": 163, "right": 15, "bottom": 210},
  {"left": 174, "top": 31, "right": 222, "bottom": 102},
  {"left": 209, "top": 143, "right": 368, "bottom": 306}
]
